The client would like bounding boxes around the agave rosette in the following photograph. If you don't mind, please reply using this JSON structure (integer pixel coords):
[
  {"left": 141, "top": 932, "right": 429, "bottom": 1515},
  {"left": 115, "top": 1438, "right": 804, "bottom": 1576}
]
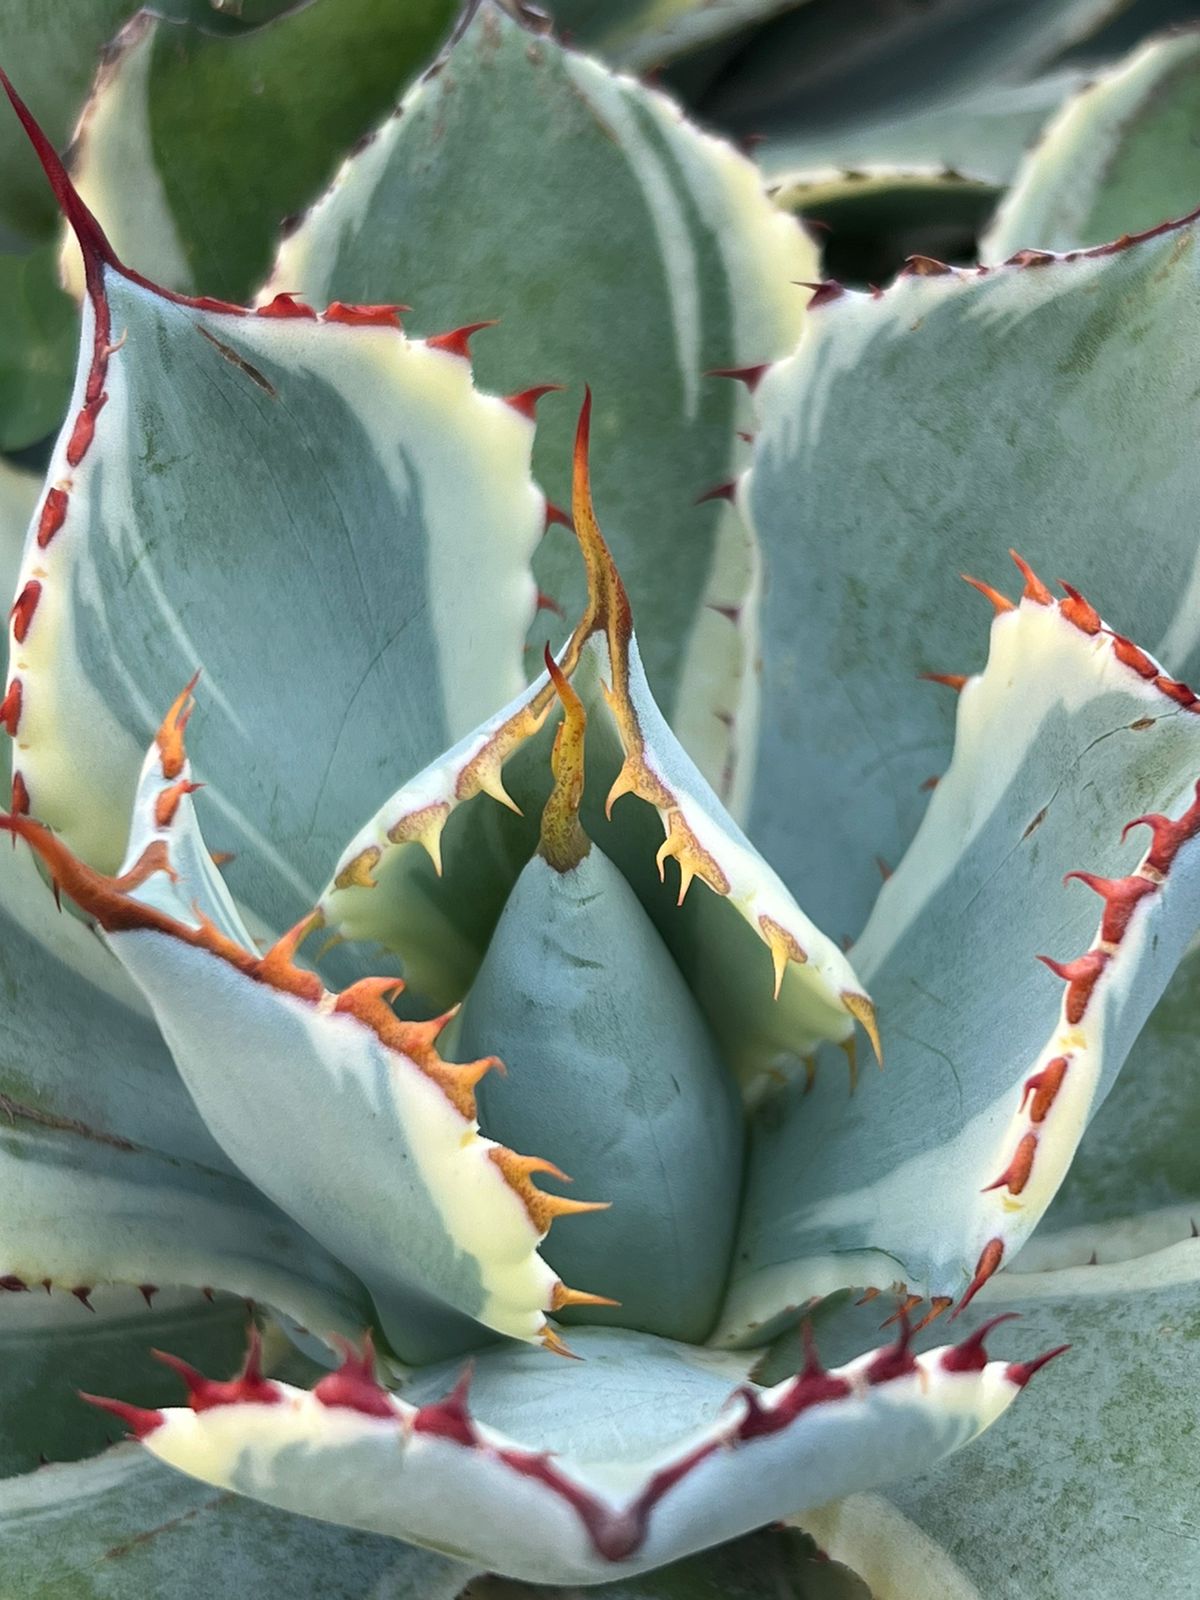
[{"left": 1, "top": 4, "right": 1200, "bottom": 1596}]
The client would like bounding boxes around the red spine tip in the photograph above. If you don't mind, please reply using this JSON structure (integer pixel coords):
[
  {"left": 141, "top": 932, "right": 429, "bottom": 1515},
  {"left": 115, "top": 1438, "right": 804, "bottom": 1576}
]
[
  {"left": 313, "top": 1333, "right": 395, "bottom": 1418},
  {"left": 78, "top": 1392, "right": 164, "bottom": 1438},
  {"left": 425, "top": 320, "right": 498, "bottom": 360},
  {"left": 1006, "top": 1344, "right": 1071, "bottom": 1388},
  {"left": 694, "top": 479, "right": 738, "bottom": 506},
  {"left": 257, "top": 292, "right": 317, "bottom": 320},
  {"left": 1008, "top": 551, "right": 1053, "bottom": 605},
  {"left": 323, "top": 301, "right": 409, "bottom": 329},
  {"left": 543, "top": 500, "right": 573, "bottom": 532},
  {"left": 504, "top": 383, "right": 564, "bottom": 419},
  {"left": 919, "top": 672, "right": 968, "bottom": 692},
  {"left": 706, "top": 363, "right": 769, "bottom": 392},
  {"left": 951, "top": 1237, "right": 1005, "bottom": 1319},
  {"left": 941, "top": 1312, "right": 1021, "bottom": 1373},
  {"left": 961, "top": 573, "right": 1015, "bottom": 614},
  {"left": 1058, "top": 582, "right": 1101, "bottom": 635},
  {"left": 413, "top": 1366, "right": 476, "bottom": 1446}
]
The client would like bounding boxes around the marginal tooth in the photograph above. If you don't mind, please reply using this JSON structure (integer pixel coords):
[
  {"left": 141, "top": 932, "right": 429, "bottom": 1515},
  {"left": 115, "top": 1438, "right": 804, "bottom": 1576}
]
[
  {"left": 551, "top": 1283, "right": 620, "bottom": 1311},
  {"left": 961, "top": 573, "right": 1015, "bottom": 613},
  {"left": 605, "top": 759, "right": 639, "bottom": 819},
  {"left": 475, "top": 765, "right": 523, "bottom": 815},
  {"left": 540, "top": 1324, "right": 582, "bottom": 1360},
  {"left": 388, "top": 802, "right": 451, "bottom": 877},
  {"left": 333, "top": 846, "right": 381, "bottom": 892},
  {"left": 758, "top": 915, "right": 807, "bottom": 1001},
  {"left": 841, "top": 990, "right": 883, "bottom": 1066}
]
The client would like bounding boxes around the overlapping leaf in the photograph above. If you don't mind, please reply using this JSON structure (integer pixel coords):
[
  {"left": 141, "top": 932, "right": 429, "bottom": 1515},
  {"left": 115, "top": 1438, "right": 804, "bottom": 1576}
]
[
  {"left": 743, "top": 209, "right": 1200, "bottom": 939},
  {"left": 720, "top": 584, "right": 1200, "bottom": 1343},
  {"left": 266, "top": 1, "right": 815, "bottom": 799}
]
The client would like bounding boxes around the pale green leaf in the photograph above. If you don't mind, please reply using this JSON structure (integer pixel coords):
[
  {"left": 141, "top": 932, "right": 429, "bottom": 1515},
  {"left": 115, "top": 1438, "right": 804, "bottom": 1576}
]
[
  {"left": 128, "top": 1321, "right": 1030, "bottom": 1584},
  {"left": 457, "top": 845, "right": 745, "bottom": 1345},
  {"left": 10, "top": 712, "right": 578, "bottom": 1357},
  {"left": 984, "top": 29, "right": 1200, "bottom": 259},
  {"left": 0, "top": 829, "right": 375, "bottom": 1343},
  {"left": 1, "top": 1443, "right": 475, "bottom": 1599},
  {"left": 742, "top": 210, "right": 1200, "bottom": 940},
  {"left": 720, "top": 591, "right": 1200, "bottom": 1343},
  {"left": 888, "top": 1240, "right": 1200, "bottom": 1599},
  {"left": 544, "top": 0, "right": 803, "bottom": 70},
  {"left": 267, "top": 2, "right": 815, "bottom": 801},
  {"left": 698, "top": 0, "right": 1115, "bottom": 138},
  {"left": 757, "top": 70, "right": 1089, "bottom": 188},
  {"left": 9, "top": 248, "right": 542, "bottom": 944}
]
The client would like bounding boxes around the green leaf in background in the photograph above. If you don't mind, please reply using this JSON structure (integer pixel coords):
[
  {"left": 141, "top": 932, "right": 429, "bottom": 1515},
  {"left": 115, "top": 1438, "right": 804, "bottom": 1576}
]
[
  {"left": 0, "top": 241, "right": 77, "bottom": 450},
  {"left": 694, "top": 0, "right": 1118, "bottom": 138},
  {"left": 2, "top": 1444, "right": 476, "bottom": 1599},
  {"left": 264, "top": 2, "right": 814, "bottom": 801},
  {"left": 544, "top": 0, "right": 803, "bottom": 70},
  {"left": 63, "top": 0, "right": 456, "bottom": 304},
  {"left": 0, "top": 1288, "right": 249, "bottom": 1476},
  {"left": 983, "top": 27, "right": 1200, "bottom": 258}
]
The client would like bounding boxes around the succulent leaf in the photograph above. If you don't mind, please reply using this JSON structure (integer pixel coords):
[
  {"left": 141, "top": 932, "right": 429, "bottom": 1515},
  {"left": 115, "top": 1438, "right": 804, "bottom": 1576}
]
[
  {"left": 543, "top": 1, "right": 799, "bottom": 70},
  {"left": 60, "top": 0, "right": 456, "bottom": 303},
  {"left": 102, "top": 1321, "right": 1041, "bottom": 1585},
  {"left": 265, "top": 1, "right": 814, "bottom": 801},
  {"left": 325, "top": 394, "right": 875, "bottom": 1085},
  {"left": 887, "top": 1239, "right": 1200, "bottom": 1598},
  {"left": 744, "top": 208, "right": 1200, "bottom": 939},
  {"left": 697, "top": 0, "right": 1114, "bottom": 142},
  {"left": 983, "top": 28, "right": 1200, "bottom": 258},
  {"left": 0, "top": 824, "right": 373, "bottom": 1344},
  {"left": 2, "top": 1441, "right": 476, "bottom": 1598},
  {"left": 2, "top": 703, "right": 598, "bottom": 1356},
  {"left": 0, "top": 1285, "right": 252, "bottom": 1476},
  {"left": 2, "top": 101, "right": 543, "bottom": 945},
  {"left": 758, "top": 69, "right": 1091, "bottom": 188},
  {"left": 457, "top": 844, "right": 745, "bottom": 1344},
  {"left": 1013, "top": 940, "right": 1200, "bottom": 1271},
  {"left": 721, "top": 586, "right": 1200, "bottom": 1343}
]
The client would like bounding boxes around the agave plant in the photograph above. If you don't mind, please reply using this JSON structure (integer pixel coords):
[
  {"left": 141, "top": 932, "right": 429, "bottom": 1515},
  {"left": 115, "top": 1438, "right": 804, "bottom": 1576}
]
[{"left": 3, "top": 2, "right": 1200, "bottom": 1597}]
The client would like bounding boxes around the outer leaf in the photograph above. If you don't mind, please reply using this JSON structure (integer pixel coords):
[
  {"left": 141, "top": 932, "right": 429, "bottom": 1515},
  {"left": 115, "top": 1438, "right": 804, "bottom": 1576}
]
[
  {"left": 695, "top": 0, "right": 1114, "bottom": 135},
  {"left": 0, "top": 242, "right": 77, "bottom": 450},
  {"left": 0, "top": 1286, "right": 249, "bottom": 1475},
  {"left": 473, "top": 1525, "right": 872, "bottom": 1600},
  {"left": 757, "top": 70, "right": 1089, "bottom": 188},
  {"left": 5, "top": 703, "right": 598, "bottom": 1357},
  {"left": 887, "top": 1240, "right": 1200, "bottom": 1599},
  {"left": 743, "top": 208, "right": 1200, "bottom": 940},
  {"left": 324, "top": 395, "right": 875, "bottom": 1088},
  {"left": 1, "top": 1443, "right": 475, "bottom": 1598},
  {"left": 1012, "top": 940, "right": 1200, "bottom": 1271},
  {"left": 266, "top": 2, "right": 815, "bottom": 802},
  {"left": 770, "top": 167, "right": 999, "bottom": 288},
  {"left": 111, "top": 1321, "right": 1041, "bottom": 1585},
  {"left": 983, "top": 29, "right": 1200, "bottom": 259},
  {"left": 720, "top": 588, "right": 1200, "bottom": 1343},
  {"left": 61, "top": 0, "right": 456, "bottom": 303},
  {"left": 544, "top": 1, "right": 801, "bottom": 69},
  {"left": 0, "top": 830, "right": 374, "bottom": 1343},
  {"left": 2, "top": 101, "right": 543, "bottom": 943}
]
